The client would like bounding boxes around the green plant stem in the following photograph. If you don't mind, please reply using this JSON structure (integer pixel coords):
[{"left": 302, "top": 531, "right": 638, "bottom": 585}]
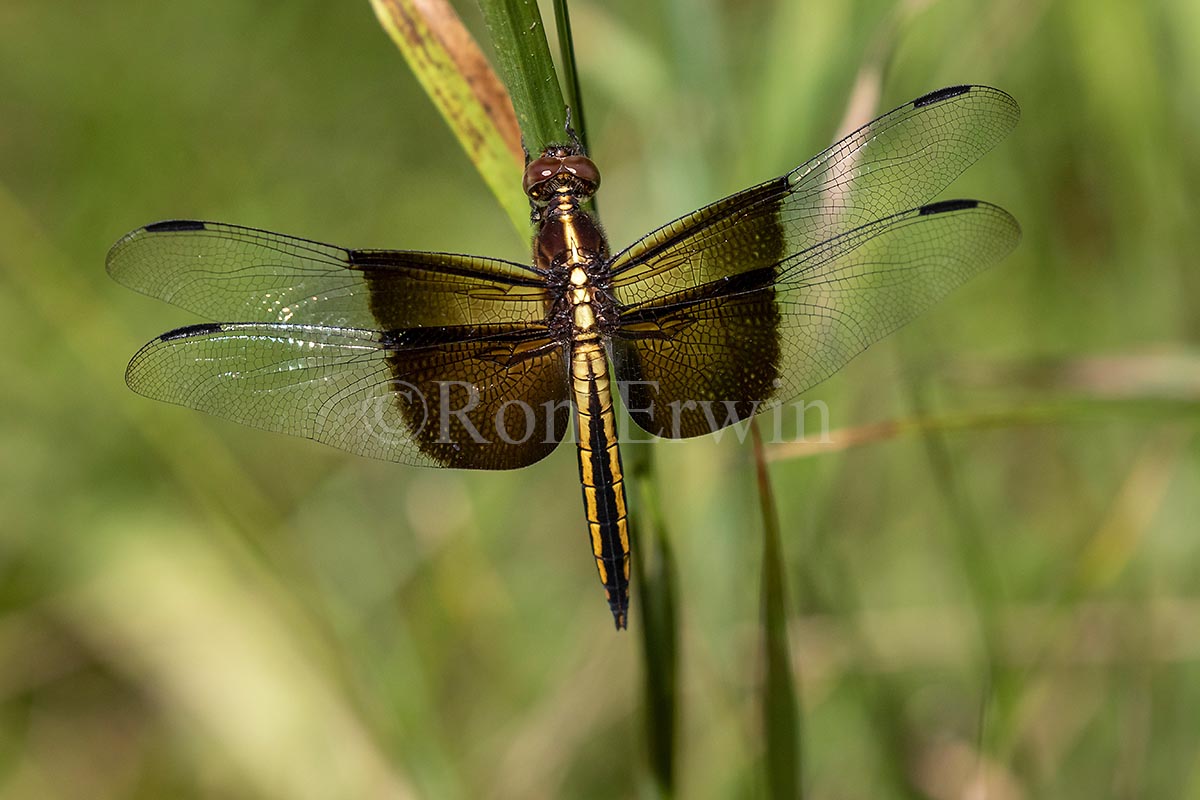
[
  {"left": 399, "top": 3, "right": 676, "bottom": 787},
  {"left": 751, "top": 421, "right": 801, "bottom": 799},
  {"left": 628, "top": 442, "right": 678, "bottom": 797},
  {"left": 552, "top": 0, "right": 588, "bottom": 152},
  {"left": 557, "top": 0, "right": 674, "bottom": 778},
  {"left": 551, "top": 0, "right": 597, "bottom": 218}
]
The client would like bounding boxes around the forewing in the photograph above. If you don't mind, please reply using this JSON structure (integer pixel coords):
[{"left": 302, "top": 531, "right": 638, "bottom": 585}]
[
  {"left": 126, "top": 322, "right": 570, "bottom": 469},
  {"left": 614, "top": 201, "right": 1020, "bottom": 437},
  {"left": 107, "top": 220, "right": 549, "bottom": 328},
  {"left": 608, "top": 85, "right": 1019, "bottom": 301}
]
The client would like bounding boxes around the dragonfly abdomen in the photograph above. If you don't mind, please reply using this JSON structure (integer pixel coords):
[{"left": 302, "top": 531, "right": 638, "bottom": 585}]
[{"left": 571, "top": 340, "right": 630, "bottom": 629}]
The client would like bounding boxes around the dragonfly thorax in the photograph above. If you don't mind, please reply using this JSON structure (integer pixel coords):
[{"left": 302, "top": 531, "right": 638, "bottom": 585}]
[{"left": 539, "top": 210, "right": 616, "bottom": 339}]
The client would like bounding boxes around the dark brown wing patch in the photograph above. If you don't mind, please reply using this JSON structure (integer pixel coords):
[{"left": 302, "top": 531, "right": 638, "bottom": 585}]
[{"left": 614, "top": 267, "right": 781, "bottom": 438}]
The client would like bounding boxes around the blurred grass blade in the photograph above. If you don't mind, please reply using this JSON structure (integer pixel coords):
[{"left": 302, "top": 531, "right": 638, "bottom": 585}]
[
  {"left": 752, "top": 422, "right": 801, "bottom": 799},
  {"left": 768, "top": 406, "right": 1071, "bottom": 461},
  {"left": 768, "top": 399, "right": 1200, "bottom": 461},
  {"left": 370, "top": 0, "right": 528, "bottom": 234},
  {"left": 65, "top": 528, "right": 417, "bottom": 800},
  {"left": 901, "top": 371, "right": 1008, "bottom": 757},
  {"left": 629, "top": 443, "right": 678, "bottom": 796},
  {"left": 476, "top": 0, "right": 569, "bottom": 155}
]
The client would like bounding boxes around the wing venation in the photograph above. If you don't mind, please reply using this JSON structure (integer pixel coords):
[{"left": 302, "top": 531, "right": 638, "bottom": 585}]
[
  {"left": 614, "top": 202, "right": 1021, "bottom": 438},
  {"left": 126, "top": 322, "right": 570, "bottom": 469}
]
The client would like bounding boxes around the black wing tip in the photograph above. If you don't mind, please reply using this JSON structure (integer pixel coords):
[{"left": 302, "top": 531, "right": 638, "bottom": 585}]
[
  {"left": 158, "top": 322, "right": 226, "bottom": 342},
  {"left": 919, "top": 199, "right": 980, "bottom": 215},
  {"left": 912, "top": 84, "right": 974, "bottom": 108},
  {"left": 144, "top": 219, "right": 208, "bottom": 233},
  {"left": 910, "top": 84, "right": 1020, "bottom": 114}
]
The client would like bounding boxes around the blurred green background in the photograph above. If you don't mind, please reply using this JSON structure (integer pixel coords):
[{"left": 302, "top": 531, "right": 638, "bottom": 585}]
[{"left": 3, "top": 0, "right": 1199, "bottom": 797}]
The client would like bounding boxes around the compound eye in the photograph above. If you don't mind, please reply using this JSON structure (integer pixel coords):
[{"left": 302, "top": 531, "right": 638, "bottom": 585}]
[
  {"left": 561, "top": 155, "right": 600, "bottom": 188},
  {"left": 523, "top": 156, "right": 563, "bottom": 195}
]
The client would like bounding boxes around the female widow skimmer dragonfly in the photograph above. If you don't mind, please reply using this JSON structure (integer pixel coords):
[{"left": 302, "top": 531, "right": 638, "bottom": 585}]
[{"left": 109, "top": 85, "right": 1019, "bottom": 629}]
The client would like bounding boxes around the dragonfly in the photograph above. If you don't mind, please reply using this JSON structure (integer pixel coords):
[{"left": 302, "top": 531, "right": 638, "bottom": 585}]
[{"left": 108, "top": 84, "right": 1020, "bottom": 629}]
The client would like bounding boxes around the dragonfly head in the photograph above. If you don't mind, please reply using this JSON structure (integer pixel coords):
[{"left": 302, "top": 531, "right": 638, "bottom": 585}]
[{"left": 523, "top": 146, "right": 600, "bottom": 204}]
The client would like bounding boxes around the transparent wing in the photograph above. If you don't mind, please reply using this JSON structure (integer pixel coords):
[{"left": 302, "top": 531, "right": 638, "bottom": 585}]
[
  {"left": 108, "top": 220, "right": 549, "bottom": 328},
  {"left": 609, "top": 85, "right": 1019, "bottom": 302}
]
